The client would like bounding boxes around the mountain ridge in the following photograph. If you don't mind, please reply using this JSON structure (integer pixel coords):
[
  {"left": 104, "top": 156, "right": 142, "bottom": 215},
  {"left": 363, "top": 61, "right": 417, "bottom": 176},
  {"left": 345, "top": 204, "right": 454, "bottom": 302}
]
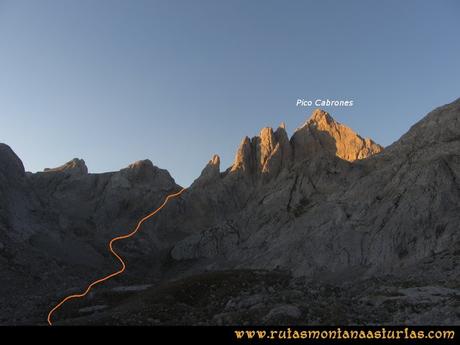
[
  {"left": 0, "top": 99, "right": 459, "bottom": 325},
  {"left": 14, "top": 108, "right": 383, "bottom": 184}
]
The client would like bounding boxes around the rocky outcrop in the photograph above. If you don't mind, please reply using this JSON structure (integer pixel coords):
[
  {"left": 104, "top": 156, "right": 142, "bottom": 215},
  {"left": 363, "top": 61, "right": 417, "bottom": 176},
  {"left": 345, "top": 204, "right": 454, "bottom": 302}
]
[
  {"left": 43, "top": 158, "right": 88, "bottom": 176},
  {"left": 193, "top": 155, "right": 221, "bottom": 186},
  {"left": 0, "top": 144, "right": 25, "bottom": 180},
  {"left": 0, "top": 144, "right": 43, "bottom": 242},
  {"left": 230, "top": 125, "right": 292, "bottom": 177},
  {"left": 230, "top": 136, "right": 253, "bottom": 174}
]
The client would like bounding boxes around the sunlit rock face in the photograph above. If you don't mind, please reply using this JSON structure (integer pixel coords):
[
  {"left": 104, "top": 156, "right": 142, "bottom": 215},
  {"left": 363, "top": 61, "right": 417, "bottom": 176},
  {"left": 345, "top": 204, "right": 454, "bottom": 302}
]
[{"left": 291, "top": 109, "right": 383, "bottom": 162}]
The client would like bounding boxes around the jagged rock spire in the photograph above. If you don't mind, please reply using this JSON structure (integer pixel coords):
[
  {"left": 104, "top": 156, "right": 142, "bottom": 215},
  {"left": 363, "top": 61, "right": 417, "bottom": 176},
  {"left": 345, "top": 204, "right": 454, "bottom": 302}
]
[
  {"left": 231, "top": 137, "right": 253, "bottom": 173},
  {"left": 229, "top": 123, "right": 293, "bottom": 179},
  {"left": 192, "top": 154, "right": 221, "bottom": 187}
]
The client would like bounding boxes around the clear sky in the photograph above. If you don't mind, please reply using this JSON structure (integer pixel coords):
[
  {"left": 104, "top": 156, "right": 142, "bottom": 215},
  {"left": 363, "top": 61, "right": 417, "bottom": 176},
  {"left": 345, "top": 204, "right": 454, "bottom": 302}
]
[{"left": 1, "top": 0, "right": 459, "bottom": 186}]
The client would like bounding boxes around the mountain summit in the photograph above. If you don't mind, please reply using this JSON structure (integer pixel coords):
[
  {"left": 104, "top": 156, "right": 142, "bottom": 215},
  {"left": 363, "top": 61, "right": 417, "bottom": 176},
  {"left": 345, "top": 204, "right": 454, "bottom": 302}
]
[
  {"left": 229, "top": 109, "right": 383, "bottom": 179},
  {"left": 292, "top": 109, "right": 383, "bottom": 162}
]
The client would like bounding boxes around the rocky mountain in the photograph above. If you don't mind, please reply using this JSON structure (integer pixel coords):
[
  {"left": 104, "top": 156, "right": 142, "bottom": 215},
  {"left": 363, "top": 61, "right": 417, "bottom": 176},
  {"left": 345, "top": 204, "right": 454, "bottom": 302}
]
[
  {"left": 225, "top": 109, "right": 382, "bottom": 180},
  {"left": 168, "top": 103, "right": 458, "bottom": 281},
  {"left": 0, "top": 100, "right": 459, "bottom": 325}
]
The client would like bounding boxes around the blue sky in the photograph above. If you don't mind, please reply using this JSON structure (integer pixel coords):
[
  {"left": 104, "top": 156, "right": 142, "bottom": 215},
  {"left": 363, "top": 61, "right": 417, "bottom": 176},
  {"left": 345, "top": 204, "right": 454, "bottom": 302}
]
[{"left": 0, "top": 0, "right": 459, "bottom": 186}]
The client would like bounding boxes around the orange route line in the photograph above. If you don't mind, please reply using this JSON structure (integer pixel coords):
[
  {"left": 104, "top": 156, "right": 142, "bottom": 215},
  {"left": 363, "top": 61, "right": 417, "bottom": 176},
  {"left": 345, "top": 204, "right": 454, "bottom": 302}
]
[{"left": 47, "top": 187, "right": 187, "bottom": 325}]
